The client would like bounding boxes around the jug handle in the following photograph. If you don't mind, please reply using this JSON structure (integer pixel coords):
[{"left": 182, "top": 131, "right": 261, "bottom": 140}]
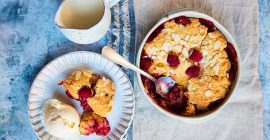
[{"left": 104, "top": 0, "right": 119, "bottom": 8}]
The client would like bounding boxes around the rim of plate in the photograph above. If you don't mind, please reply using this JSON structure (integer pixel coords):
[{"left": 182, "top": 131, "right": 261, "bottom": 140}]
[{"left": 27, "top": 51, "right": 135, "bottom": 140}]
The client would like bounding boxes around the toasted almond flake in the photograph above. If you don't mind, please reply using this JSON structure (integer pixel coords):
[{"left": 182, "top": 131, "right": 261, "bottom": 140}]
[
  {"left": 165, "top": 28, "right": 172, "bottom": 33},
  {"left": 182, "top": 48, "right": 189, "bottom": 58},
  {"left": 208, "top": 33, "right": 216, "bottom": 39},
  {"left": 108, "top": 100, "right": 113, "bottom": 106},
  {"left": 180, "top": 40, "right": 187, "bottom": 46},
  {"left": 172, "top": 34, "right": 180, "bottom": 43},
  {"left": 205, "top": 90, "right": 213, "bottom": 97},
  {"left": 75, "top": 71, "right": 81, "bottom": 80},
  {"left": 184, "top": 35, "right": 190, "bottom": 41},
  {"left": 173, "top": 45, "right": 182, "bottom": 52},
  {"left": 214, "top": 65, "right": 220, "bottom": 75},
  {"left": 148, "top": 47, "right": 157, "bottom": 56},
  {"left": 202, "top": 40, "right": 208, "bottom": 45},
  {"left": 82, "top": 70, "right": 92, "bottom": 77},
  {"left": 103, "top": 81, "right": 110, "bottom": 87},
  {"left": 189, "top": 35, "right": 201, "bottom": 43},
  {"left": 214, "top": 40, "right": 221, "bottom": 50},
  {"left": 202, "top": 50, "right": 208, "bottom": 56},
  {"left": 99, "top": 93, "right": 106, "bottom": 97},
  {"left": 199, "top": 28, "right": 205, "bottom": 34},
  {"left": 162, "top": 43, "right": 171, "bottom": 52}
]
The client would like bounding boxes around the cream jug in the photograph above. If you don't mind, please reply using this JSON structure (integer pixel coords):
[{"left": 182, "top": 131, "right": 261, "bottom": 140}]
[{"left": 55, "top": 0, "right": 114, "bottom": 44}]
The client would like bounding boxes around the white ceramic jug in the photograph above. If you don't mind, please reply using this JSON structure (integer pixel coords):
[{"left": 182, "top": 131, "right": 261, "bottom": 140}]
[{"left": 55, "top": 0, "right": 115, "bottom": 44}]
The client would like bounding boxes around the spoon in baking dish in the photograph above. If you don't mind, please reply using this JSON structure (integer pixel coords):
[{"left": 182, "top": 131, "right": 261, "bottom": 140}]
[{"left": 102, "top": 46, "right": 176, "bottom": 98}]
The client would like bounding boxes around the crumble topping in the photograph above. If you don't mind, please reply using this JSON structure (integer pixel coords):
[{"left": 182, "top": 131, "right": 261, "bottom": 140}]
[
  {"left": 141, "top": 17, "right": 233, "bottom": 114},
  {"left": 60, "top": 70, "right": 115, "bottom": 117}
]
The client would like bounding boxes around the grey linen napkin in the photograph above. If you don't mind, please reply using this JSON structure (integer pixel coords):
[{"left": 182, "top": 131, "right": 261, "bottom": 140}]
[{"left": 133, "top": 0, "right": 263, "bottom": 139}]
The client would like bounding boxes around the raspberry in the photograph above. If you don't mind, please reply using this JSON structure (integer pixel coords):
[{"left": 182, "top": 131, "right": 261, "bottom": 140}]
[
  {"left": 96, "top": 118, "right": 111, "bottom": 136},
  {"left": 140, "top": 57, "right": 153, "bottom": 72},
  {"left": 141, "top": 76, "right": 155, "bottom": 92},
  {"left": 80, "top": 111, "right": 111, "bottom": 136},
  {"left": 188, "top": 49, "right": 203, "bottom": 62},
  {"left": 80, "top": 99, "right": 92, "bottom": 111},
  {"left": 78, "top": 86, "right": 93, "bottom": 100},
  {"left": 175, "top": 16, "right": 191, "bottom": 25},
  {"left": 167, "top": 84, "right": 184, "bottom": 101},
  {"left": 167, "top": 53, "right": 180, "bottom": 68},
  {"left": 225, "top": 42, "right": 238, "bottom": 81},
  {"left": 186, "top": 66, "right": 201, "bottom": 78},
  {"left": 78, "top": 86, "right": 94, "bottom": 111},
  {"left": 199, "top": 18, "right": 217, "bottom": 32}
]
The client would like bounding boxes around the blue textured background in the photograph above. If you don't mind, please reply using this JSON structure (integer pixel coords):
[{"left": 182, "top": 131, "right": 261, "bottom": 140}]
[
  {"left": 0, "top": 0, "right": 269, "bottom": 139},
  {"left": 259, "top": 0, "right": 270, "bottom": 139}
]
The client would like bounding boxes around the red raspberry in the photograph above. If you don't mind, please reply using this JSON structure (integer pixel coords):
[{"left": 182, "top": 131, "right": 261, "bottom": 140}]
[
  {"left": 167, "top": 53, "right": 180, "bottom": 68},
  {"left": 141, "top": 76, "right": 155, "bottom": 92},
  {"left": 96, "top": 118, "right": 111, "bottom": 136},
  {"left": 199, "top": 18, "right": 217, "bottom": 32},
  {"left": 176, "top": 16, "right": 191, "bottom": 25},
  {"left": 80, "top": 99, "right": 92, "bottom": 111},
  {"left": 188, "top": 49, "right": 203, "bottom": 62},
  {"left": 78, "top": 86, "right": 93, "bottom": 100},
  {"left": 186, "top": 66, "right": 201, "bottom": 78},
  {"left": 140, "top": 57, "right": 153, "bottom": 72},
  {"left": 78, "top": 86, "right": 94, "bottom": 111}
]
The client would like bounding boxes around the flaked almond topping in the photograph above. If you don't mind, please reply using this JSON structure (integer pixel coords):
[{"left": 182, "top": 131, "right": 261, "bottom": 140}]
[
  {"left": 108, "top": 100, "right": 113, "bottom": 106},
  {"left": 208, "top": 32, "right": 216, "bottom": 39},
  {"left": 189, "top": 35, "right": 201, "bottom": 43},
  {"left": 162, "top": 42, "right": 171, "bottom": 52},
  {"left": 99, "top": 93, "right": 106, "bottom": 97},
  {"left": 199, "top": 28, "right": 206, "bottom": 34},
  {"left": 214, "top": 40, "right": 221, "bottom": 50},
  {"left": 75, "top": 71, "right": 81, "bottom": 80},
  {"left": 180, "top": 40, "right": 188, "bottom": 46},
  {"left": 103, "top": 80, "right": 111, "bottom": 87},
  {"left": 182, "top": 48, "right": 189, "bottom": 58},
  {"left": 172, "top": 34, "right": 181, "bottom": 43},
  {"left": 184, "top": 35, "right": 190, "bottom": 41},
  {"left": 173, "top": 45, "right": 182, "bottom": 52},
  {"left": 214, "top": 65, "right": 220, "bottom": 75},
  {"left": 82, "top": 70, "right": 92, "bottom": 77},
  {"left": 205, "top": 90, "right": 213, "bottom": 97},
  {"left": 202, "top": 49, "right": 208, "bottom": 56}
]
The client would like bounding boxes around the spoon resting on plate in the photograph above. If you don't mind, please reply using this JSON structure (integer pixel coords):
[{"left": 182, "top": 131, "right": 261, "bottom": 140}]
[{"left": 102, "top": 46, "right": 176, "bottom": 98}]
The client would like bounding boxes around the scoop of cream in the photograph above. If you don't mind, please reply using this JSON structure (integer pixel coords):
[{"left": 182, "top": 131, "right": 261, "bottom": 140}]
[{"left": 43, "top": 99, "right": 80, "bottom": 140}]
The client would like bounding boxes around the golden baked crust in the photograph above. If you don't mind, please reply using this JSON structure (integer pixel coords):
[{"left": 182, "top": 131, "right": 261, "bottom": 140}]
[
  {"left": 79, "top": 111, "right": 110, "bottom": 136},
  {"left": 87, "top": 77, "right": 115, "bottom": 117},
  {"left": 61, "top": 70, "right": 115, "bottom": 117},
  {"left": 187, "top": 76, "right": 230, "bottom": 110},
  {"left": 61, "top": 70, "right": 95, "bottom": 99}
]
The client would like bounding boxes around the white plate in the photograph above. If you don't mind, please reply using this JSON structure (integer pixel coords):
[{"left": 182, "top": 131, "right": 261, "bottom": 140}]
[{"left": 28, "top": 51, "right": 135, "bottom": 140}]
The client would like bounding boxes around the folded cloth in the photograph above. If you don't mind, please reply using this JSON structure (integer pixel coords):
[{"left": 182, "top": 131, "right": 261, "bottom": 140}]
[{"left": 133, "top": 0, "right": 263, "bottom": 139}]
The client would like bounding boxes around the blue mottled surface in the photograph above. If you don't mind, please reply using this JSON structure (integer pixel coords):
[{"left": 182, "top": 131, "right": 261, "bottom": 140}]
[{"left": 259, "top": 0, "right": 270, "bottom": 139}]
